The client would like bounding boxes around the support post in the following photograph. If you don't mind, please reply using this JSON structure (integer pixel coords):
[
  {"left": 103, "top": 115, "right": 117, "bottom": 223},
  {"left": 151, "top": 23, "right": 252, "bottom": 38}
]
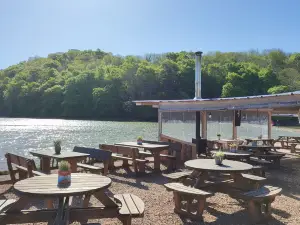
[
  {"left": 201, "top": 111, "right": 207, "bottom": 139},
  {"left": 267, "top": 111, "right": 272, "bottom": 139},
  {"left": 232, "top": 111, "right": 237, "bottom": 139},
  {"left": 158, "top": 110, "right": 162, "bottom": 141},
  {"left": 196, "top": 112, "right": 201, "bottom": 138}
]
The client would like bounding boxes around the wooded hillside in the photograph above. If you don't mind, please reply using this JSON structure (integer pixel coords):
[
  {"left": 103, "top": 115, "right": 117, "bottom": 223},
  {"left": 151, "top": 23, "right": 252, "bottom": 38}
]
[{"left": 0, "top": 49, "right": 299, "bottom": 120}]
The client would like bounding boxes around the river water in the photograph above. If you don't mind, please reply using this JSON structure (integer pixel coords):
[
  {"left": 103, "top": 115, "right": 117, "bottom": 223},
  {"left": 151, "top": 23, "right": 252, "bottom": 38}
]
[{"left": 0, "top": 118, "right": 297, "bottom": 170}]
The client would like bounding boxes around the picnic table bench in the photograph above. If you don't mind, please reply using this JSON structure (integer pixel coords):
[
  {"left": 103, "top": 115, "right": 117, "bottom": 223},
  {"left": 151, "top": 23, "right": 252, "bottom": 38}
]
[
  {"left": 0, "top": 174, "right": 144, "bottom": 225},
  {"left": 5, "top": 153, "right": 45, "bottom": 184},
  {"left": 100, "top": 144, "right": 148, "bottom": 174},
  {"left": 73, "top": 146, "right": 112, "bottom": 176}
]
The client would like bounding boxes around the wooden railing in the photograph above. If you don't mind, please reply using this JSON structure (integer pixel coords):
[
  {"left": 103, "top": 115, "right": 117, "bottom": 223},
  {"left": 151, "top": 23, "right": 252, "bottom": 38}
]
[{"left": 160, "top": 134, "right": 197, "bottom": 162}]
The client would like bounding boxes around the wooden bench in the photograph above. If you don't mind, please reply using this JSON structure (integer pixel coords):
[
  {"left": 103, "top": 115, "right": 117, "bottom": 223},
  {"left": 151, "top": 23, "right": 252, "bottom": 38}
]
[
  {"left": 249, "top": 157, "right": 271, "bottom": 174},
  {"left": 114, "top": 193, "right": 145, "bottom": 224},
  {"left": 251, "top": 165, "right": 266, "bottom": 177},
  {"left": 73, "top": 146, "right": 112, "bottom": 176},
  {"left": 163, "top": 171, "right": 193, "bottom": 182},
  {"left": 241, "top": 173, "right": 266, "bottom": 189},
  {"left": 242, "top": 185, "right": 282, "bottom": 223},
  {"left": 0, "top": 194, "right": 144, "bottom": 225},
  {"left": 164, "top": 182, "right": 213, "bottom": 219},
  {"left": 257, "top": 153, "right": 285, "bottom": 169},
  {"left": 100, "top": 144, "right": 148, "bottom": 174},
  {"left": 5, "top": 153, "right": 45, "bottom": 183},
  {"left": 142, "top": 140, "right": 181, "bottom": 170}
]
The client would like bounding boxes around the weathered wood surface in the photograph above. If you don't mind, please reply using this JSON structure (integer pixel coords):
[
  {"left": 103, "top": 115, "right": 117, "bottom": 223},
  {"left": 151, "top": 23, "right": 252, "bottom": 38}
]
[
  {"left": 14, "top": 173, "right": 111, "bottom": 197},
  {"left": 241, "top": 173, "right": 266, "bottom": 181},
  {"left": 185, "top": 159, "right": 253, "bottom": 173},
  {"left": 0, "top": 199, "right": 16, "bottom": 213},
  {"left": 5, "top": 153, "right": 45, "bottom": 183},
  {"left": 164, "top": 171, "right": 193, "bottom": 181},
  {"left": 165, "top": 183, "right": 213, "bottom": 196},
  {"left": 243, "top": 185, "right": 282, "bottom": 199},
  {"left": 30, "top": 150, "right": 90, "bottom": 173},
  {"left": 114, "top": 194, "right": 145, "bottom": 216}
]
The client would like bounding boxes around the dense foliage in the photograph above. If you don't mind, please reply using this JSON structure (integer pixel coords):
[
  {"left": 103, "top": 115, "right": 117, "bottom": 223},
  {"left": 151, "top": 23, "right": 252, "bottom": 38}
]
[{"left": 0, "top": 49, "right": 299, "bottom": 120}]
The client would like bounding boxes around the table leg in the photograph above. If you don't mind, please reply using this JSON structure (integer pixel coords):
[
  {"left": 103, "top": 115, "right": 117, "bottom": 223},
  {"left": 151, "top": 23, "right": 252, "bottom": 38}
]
[
  {"left": 153, "top": 151, "right": 161, "bottom": 172},
  {"left": 194, "top": 171, "right": 209, "bottom": 189},
  {"left": 41, "top": 157, "right": 51, "bottom": 174},
  {"left": 66, "top": 159, "right": 78, "bottom": 173},
  {"left": 94, "top": 191, "right": 118, "bottom": 207}
]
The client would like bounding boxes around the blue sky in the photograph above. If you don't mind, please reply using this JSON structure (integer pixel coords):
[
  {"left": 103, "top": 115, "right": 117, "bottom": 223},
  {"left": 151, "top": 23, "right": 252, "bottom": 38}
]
[{"left": 0, "top": 0, "right": 300, "bottom": 69}]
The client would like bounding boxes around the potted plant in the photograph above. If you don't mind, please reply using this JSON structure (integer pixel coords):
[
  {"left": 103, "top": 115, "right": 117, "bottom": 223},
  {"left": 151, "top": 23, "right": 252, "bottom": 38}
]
[
  {"left": 217, "top": 133, "right": 221, "bottom": 140},
  {"left": 258, "top": 134, "right": 262, "bottom": 139},
  {"left": 137, "top": 136, "right": 143, "bottom": 145},
  {"left": 54, "top": 140, "right": 62, "bottom": 155},
  {"left": 58, "top": 161, "right": 71, "bottom": 187},
  {"left": 229, "top": 143, "right": 237, "bottom": 153},
  {"left": 214, "top": 151, "right": 224, "bottom": 165}
]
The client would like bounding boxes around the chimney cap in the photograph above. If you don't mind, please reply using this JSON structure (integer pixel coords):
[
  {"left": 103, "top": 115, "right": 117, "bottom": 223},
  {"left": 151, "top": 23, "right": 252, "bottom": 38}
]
[{"left": 195, "top": 51, "right": 203, "bottom": 56}]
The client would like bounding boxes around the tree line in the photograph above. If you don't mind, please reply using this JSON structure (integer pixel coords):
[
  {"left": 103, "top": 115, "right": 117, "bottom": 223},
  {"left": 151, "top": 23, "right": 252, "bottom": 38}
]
[{"left": 0, "top": 49, "right": 299, "bottom": 121}]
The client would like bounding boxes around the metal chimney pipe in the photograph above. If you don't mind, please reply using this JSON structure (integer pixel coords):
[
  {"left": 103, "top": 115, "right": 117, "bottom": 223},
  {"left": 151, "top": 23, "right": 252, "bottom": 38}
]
[{"left": 194, "top": 51, "right": 203, "bottom": 99}]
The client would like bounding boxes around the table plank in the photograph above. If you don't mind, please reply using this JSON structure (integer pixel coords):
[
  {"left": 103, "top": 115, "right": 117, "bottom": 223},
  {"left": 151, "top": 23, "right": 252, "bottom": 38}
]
[{"left": 14, "top": 173, "right": 111, "bottom": 197}]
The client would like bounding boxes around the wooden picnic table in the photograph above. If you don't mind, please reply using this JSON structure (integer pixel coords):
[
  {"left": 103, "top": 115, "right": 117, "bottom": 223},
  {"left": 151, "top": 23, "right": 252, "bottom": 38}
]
[
  {"left": 7, "top": 173, "right": 112, "bottom": 225},
  {"left": 30, "top": 151, "right": 89, "bottom": 173},
  {"left": 115, "top": 141, "right": 169, "bottom": 172},
  {"left": 211, "top": 150, "right": 252, "bottom": 161},
  {"left": 245, "top": 138, "right": 274, "bottom": 146},
  {"left": 238, "top": 145, "right": 279, "bottom": 153},
  {"left": 184, "top": 159, "right": 253, "bottom": 188},
  {"left": 211, "top": 139, "right": 243, "bottom": 149},
  {"left": 277, "top": 135, "right": 300, "bottom": 143}
]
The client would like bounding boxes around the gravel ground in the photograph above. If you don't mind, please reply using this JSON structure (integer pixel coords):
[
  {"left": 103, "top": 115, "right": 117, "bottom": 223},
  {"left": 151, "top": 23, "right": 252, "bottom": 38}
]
[{"left": 1, "top": 155, "right": 300, "bottom": 225}]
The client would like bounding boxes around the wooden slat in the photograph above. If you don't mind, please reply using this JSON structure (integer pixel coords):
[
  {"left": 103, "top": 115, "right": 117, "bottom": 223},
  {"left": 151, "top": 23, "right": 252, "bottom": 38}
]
[
  {"left": 164, "top": 171, "right": 192, "bottom": 180},
  {"left": 164, "top": 183, "right": 213, "bottom": 196},
  {"left": 73, "top": 146, "right": 112, "bottom": 161},
  {"left": 241, "top": 173, "right": 266, "bottom": 181},
  {"left": 77, "top": 163, "right": 102, "bottom": 171},
  {"left": 114, "top": 194, "right": 144, "bottom": 216},
  {"left": 32, "top": 171, "right": 46, "bottom": 176},
  {"left": 243, "top": 185, "right": 282, "bottom": 198},
  {"left": 0, "top": 199, "right": 16, "bottom": 213}
]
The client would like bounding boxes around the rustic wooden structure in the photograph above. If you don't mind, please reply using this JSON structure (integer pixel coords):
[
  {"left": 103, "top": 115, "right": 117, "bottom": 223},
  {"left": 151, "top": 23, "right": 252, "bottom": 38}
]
[
  {"left": 242, "top": 185, "right": 282, "bottom": 223},
  {"left": 276, "top": 135, "right": 300, "bottom": 152},
  {"left": 73, "top": 146, "right": 112, "bottom": 175},
  {"left": 0, "top": 173, "right": 144, "bottom": 225},
  {"left": 5, "top": 153, "right": 45, "bottom": 183},
  {"left": 164, "top": 182, "right": 213, "bottom": 219},
  {"left": 114, "top": 141, "right": 169, "bottom": 172},
  {"left": 30, "top": 150, "right": 89, "bottom": 173},
  {"left": 134, "top": 91, "right": 300, "bottom": 162},
  {"left": 100, "top": 144, "right": 148, "bottom": 174}
]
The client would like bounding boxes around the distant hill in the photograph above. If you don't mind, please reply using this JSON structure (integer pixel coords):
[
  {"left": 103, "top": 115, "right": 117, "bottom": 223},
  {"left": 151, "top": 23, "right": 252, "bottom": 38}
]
[{"left": 0, "top": 49, "right": 299, "bottom": 120}]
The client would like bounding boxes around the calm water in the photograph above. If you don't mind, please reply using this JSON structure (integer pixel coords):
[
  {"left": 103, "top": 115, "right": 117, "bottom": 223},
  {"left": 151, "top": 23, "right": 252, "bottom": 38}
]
[
  {"left": 0, "top": 118, "right": 298, "bottom": 170},
  {"left": 0, "top": 118, "right": 158, "bottom": 170}
]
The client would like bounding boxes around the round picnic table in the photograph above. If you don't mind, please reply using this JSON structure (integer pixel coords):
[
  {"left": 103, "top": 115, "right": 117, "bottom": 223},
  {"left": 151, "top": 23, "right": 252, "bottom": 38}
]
[
  {"left": 184, "top": 159, "right": 253, "bottom": 189},
  {"left": 211, "top": 150, "right": 252, "bottom": 161},
  {"left": 185, "top": 159, "right": 253, "bottom": 172},
  {"left": 14, "top": 173, "right": 112, "bottom": 224}
]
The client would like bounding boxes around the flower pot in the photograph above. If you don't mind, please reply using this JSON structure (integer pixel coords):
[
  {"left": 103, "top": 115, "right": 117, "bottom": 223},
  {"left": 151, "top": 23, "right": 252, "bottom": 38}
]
[
  {"left": 215, "top": 157, "right": 223, "bottom": 165},
  {"left": 55, "top": 147, "right": 61, "bottom": 155},
  {"left": 137, "top": 140, "right": 143, "bottom": 145},
  {"left": 230, "top": 148, "right": 237, "bottom": 153},
  {"left": 58, "top": 170, "right": 71, "bottom": 186},
  {"left": 217, "top": 136, "right": 221, "bottom": 140}
]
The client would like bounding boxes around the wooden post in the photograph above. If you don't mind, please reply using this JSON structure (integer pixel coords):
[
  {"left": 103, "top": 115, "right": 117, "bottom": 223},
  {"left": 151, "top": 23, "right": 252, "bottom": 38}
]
[
  {"left": 196, "top": 112, "right": 201, "bottom": 138},
  {"left": 158, "top": 111, "right": 162, "bottom": 141},
  {"left": 232, "top": 110, "right": 237, "bottom": 139},
  {"left": 268, "top": 111, "right": 272, "bottom": 139},
  {"left": 201, "top": 111, "right": 207, "bottom": 139}
]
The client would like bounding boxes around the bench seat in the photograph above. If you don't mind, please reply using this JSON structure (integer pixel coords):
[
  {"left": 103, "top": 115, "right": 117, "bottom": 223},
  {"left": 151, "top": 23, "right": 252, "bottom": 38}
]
[
  {"left": 0, "top": 199, "right": 16, "bottom": 213},
  {"left": 242, "top": 185, "right": 282, "bottom": 223},
  {"left": 77, "top": 163, "right": 103, "bottom": 173},
  {"left": 114, "top": 194, "right": 145, "bottom": 217},
  {"left": 164, "top": 171, "right": 192, "bottom": 181},
  {"left": 164, "top": 182, "right": 213, "bottom": 219}
]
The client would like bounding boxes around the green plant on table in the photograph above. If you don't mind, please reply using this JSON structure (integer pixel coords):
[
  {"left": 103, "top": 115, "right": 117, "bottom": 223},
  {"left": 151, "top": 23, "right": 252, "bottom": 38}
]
[
  {"left": 58, "top": 161, "right": 70, "bottom": 171},
  {"left": 54, "top": 140, "right": 62, "bottom": 154},
  {"left": 214, "top": 151, "right": 224, "bottom": 159},
  {"left": 137, "top": 136, "right": 143, "bottom": 141}
]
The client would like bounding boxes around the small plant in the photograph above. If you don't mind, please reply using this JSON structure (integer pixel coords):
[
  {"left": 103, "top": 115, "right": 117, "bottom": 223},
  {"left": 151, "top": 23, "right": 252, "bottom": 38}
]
[
  {"left": 59, "top": 161, "right": 70, "bottom": 171},
  {"left": 137, "top": 136, "right": 143, "bottom": 145},
  {"left": 258, "top": 134, "right": 262, "bottom": 139},
  {"left": 54, "top": 140, "right": 62, "bottom": 154},
  {"left": 229, "top": 143, "right": 237, "bottom": 148},
  {"left": 214, "top": 151, "right": 224, "bottom": 165},
  {"left": 217, "top": 133, "right": 221, "bottom": 140},
  {"left": 137, "top": 136, "right": 143, "bottom": 141}
]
